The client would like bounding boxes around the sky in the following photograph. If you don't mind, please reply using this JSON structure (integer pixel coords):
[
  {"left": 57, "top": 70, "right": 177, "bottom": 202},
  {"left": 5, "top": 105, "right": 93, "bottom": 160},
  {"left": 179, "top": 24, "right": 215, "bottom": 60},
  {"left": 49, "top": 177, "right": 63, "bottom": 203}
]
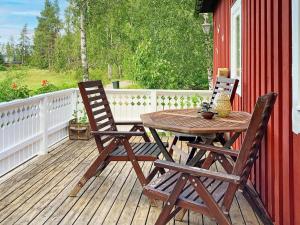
[{"left": 0, "top": 0, "right": 68, "bottom": 44}]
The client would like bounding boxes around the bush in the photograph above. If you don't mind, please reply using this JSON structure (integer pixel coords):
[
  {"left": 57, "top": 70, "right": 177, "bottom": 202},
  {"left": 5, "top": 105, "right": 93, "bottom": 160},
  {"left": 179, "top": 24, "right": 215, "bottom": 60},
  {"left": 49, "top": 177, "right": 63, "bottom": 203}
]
[
  {"left": 34, "top": 80, "right": 60, "bottom": 95},
  {"left": 0, "top": 65, "right": 7, "bottom": 71},
  {"left": 0, "top": 77, "right": 31, "bottom": 102}
]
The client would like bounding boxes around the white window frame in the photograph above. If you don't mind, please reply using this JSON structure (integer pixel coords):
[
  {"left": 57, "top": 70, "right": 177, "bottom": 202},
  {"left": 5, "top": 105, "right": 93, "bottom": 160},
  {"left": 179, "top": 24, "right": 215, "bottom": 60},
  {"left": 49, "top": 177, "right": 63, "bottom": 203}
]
[
  {"left": 292, "top": 0, "right": 300, "bottom": 134},
  {"left": 230, "top": 0, "right": 242, "bottom": 95}
]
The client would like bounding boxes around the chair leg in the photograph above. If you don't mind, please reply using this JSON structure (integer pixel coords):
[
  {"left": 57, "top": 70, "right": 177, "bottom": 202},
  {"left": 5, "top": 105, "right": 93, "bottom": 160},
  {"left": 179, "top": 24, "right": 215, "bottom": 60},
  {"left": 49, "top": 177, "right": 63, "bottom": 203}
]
[
  {"left": 95, "top": 162, "right": 108, "bottom": 177},
  {"left": 122, "top": 139, "right": 148, "bottom": 186},
  {"left": 69, "top": 154, "right": 108, "bottom": 197},
  {"left": 202, "top": 152, "right": 216, "bottom": 169},
  {"left": 190, "top": 177, "right": 231, "bottom": 225},
  {"left": 155, "top": 174, "right": 188, "bottom": 225},
  {"left": 168, "top": 136, "right": 178, "bottom": 156}
]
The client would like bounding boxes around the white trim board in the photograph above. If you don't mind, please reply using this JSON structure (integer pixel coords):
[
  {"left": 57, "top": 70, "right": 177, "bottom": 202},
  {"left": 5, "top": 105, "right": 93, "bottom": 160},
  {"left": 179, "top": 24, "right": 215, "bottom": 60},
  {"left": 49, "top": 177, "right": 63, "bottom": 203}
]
[
  {"left": 230, "top": 0, "right": 242, "bottom": 96},
  {"left": 292, "top": 0, "right": 300, "bottom": 134}
]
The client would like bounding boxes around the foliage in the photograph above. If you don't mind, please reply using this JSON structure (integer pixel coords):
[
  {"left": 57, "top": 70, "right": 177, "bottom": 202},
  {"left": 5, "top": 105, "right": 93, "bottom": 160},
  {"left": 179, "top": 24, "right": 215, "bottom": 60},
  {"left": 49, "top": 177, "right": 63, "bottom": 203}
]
[
  {"left": 200, "top": 102, "right": 213, "bottom": 112},
  {"left": 0, "top": 68, "right": 110, "bottom": 90},
  {"left": 34, "top": 80, "right": 60, "bottom": 95},
  {"left": 72, "top": 109, "right": 88, "bottom": 124},
  {"left": 0, "top": 74, "right": 31, "bottom": 102},
  {"left": 0, "top": 65, "right": 6, "bottom": 71},
  {"left": 0, "top": 52, "right": 4, "bottom": 65},
  {"left": 18, "top": 24, "right": 31, "bottom": 65},
  {"left": 1, "top": 0, "right": 213, "bottom": 91},
  {"left": 32, "top": 0, "right": 61, "bottom": 69}
]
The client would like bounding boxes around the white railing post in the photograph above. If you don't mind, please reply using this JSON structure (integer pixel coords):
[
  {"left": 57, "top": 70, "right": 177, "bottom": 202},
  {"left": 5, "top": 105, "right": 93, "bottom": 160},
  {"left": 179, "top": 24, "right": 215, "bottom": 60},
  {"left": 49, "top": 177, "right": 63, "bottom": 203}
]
[
  {"left": 71, "top": 89, "right": 78, "bottom": 118},
  {"left": 39, "top": 96, "right": 49, "bottom": 155},
  {"left": 151, "top": 90, "right": 157, "bottom": 112}
]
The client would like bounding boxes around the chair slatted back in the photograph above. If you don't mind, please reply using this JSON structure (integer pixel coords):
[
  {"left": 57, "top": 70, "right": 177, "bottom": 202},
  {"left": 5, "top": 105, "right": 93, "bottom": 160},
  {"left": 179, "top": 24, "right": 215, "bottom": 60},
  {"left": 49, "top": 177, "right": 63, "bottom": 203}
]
[
  {"left": 78, "top": 80, "right": 117, "bottom": 149},
  {"left": 233, "top": 92, "right": 277, "bottom": 184},
  {"left": 209, "top": 77, "right": 239, "bottom": 106},
  {"left": 221, "top": 92, "right": 277, "bottom": 212}
]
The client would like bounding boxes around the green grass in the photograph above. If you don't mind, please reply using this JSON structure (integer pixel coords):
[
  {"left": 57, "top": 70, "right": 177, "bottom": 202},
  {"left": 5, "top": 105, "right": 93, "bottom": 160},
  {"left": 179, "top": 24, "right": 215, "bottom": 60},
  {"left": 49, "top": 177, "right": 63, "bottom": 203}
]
[
  {"left": 124, "top": 83, "right": 142, "bottom": 89},
  {"left": 0, "top": 67, "right": 113, "bottom": 90}
]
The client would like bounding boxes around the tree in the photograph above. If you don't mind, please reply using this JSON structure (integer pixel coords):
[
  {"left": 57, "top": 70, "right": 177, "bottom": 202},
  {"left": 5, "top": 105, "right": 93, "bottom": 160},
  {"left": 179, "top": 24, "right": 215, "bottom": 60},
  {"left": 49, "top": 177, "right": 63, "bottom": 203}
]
[
  {"left": 40, "top": 0, "right": 213, "bottom": 89},
  {"left": 32, "top": 0, "right": 61, "bottom": 69},
  {"left": 18, "top": 24, "right": 31, "bottom": 65},
  {"left": 67, "top": 0, "right": 89, "bottom": 81},
  {"left": 0, "top": 52, "right": 4, "bottom": 65},
  {"left": 79, "top": 0, "right": 89, "bottom": 81},
  {"left": 5, "top": 37, "right": 15, "bottom": 63}
]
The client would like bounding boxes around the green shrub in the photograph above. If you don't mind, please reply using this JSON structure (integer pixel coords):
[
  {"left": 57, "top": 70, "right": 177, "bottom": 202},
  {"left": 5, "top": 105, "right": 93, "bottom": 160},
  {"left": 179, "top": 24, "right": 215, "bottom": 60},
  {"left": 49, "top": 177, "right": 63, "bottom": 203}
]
[
  {"left": 0, "top": 65, "right": 7, "bottom": 71},
  {"left": 0, "top": 77, "right": 31, "bottom": 102},
  {"left": 34, "top": 80, "right": 60, "bottom": 95}
]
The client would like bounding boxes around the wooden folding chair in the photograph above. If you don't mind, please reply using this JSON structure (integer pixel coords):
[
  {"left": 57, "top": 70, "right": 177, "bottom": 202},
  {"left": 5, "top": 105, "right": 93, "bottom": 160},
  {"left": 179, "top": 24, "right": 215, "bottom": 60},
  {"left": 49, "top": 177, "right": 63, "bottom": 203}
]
[
  {"left": 143, "top": 92, "right": 277, "bottom": 225},
  {"left": 69, "top": 80, "right": 167, "bottom": 197},
  {"left": 169, "top": 77, "right": 239, "bottom": 155}
]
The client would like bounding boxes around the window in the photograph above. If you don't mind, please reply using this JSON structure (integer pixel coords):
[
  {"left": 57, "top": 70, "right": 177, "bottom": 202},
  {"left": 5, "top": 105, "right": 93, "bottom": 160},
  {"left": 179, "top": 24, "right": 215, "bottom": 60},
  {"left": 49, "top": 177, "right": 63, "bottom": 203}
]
[
  {"left": 292, "top": 0, "right": 300, "bottom": 133},
  {"left": 230, "top": 0, "right": 242, "bottom": 95}
]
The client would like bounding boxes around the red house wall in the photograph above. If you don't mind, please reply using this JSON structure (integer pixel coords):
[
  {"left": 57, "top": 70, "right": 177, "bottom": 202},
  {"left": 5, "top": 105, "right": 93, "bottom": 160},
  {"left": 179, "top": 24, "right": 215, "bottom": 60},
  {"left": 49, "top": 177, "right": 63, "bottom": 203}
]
[{"left": 212, "top": 0, "right": 300, "bottom": 224}]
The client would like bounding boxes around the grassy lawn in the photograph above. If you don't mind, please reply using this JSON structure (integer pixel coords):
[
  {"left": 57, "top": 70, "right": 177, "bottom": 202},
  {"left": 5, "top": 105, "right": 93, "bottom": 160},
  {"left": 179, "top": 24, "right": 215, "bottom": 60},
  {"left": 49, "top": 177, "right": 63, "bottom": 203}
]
[{"left": 0, "top": 67, "right": 113, "bottom": 90}]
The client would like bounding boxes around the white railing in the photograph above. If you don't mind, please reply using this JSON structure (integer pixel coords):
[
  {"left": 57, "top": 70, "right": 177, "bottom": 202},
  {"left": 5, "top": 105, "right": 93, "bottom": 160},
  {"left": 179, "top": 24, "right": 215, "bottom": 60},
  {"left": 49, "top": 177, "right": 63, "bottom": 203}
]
[{"left": 0, "top": 88, "right": 211, "bottom": 176}]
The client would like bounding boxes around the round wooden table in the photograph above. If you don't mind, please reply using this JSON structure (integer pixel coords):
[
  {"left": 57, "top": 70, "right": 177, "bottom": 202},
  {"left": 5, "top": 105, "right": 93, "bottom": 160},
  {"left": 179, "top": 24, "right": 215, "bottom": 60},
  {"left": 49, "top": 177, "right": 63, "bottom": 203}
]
[
  {"left": 141, "top": 109, "right": 251, "bottom": 134},
  {"left": 141, "top": 109, "right": 251, "bottom": 164}
]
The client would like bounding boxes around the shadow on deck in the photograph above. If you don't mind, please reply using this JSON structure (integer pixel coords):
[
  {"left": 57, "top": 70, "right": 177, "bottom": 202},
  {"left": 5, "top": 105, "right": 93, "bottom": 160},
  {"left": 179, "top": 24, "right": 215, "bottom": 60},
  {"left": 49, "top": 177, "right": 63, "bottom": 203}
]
[{"left": 0, "top": 137, "right": 262, "bottom": 225}]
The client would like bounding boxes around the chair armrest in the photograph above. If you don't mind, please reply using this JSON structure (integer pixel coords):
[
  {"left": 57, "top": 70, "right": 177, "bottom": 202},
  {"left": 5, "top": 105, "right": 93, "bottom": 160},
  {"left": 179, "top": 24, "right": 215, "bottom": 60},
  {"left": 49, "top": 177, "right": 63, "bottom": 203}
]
[
  {"left": 154, "top": 160, "right": 240, "bottom": 184},
  {"left": 187, "top": 143, "right": 239, "bottom": 157},
  {"left": 115, "top": 121, "right": 143, "bottom": 125},
  {"left": 91, "top": 131, "right": 145, "bottom": 137}
]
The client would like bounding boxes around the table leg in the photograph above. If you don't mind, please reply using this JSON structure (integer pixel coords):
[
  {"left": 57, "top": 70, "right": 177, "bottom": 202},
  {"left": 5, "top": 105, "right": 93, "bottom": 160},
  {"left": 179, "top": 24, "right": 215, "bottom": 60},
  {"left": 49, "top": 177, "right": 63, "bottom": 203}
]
[
  {"left": 224, "top": 132, "right": 241, "bottom": 148},
  {"left": 185, "top": 136, "right": 202, "bottom": 163},
  {"left": 187, "top": 138, "right": 213, "bottom": 166},
  {"left": 149, "top": 128, "right": 174, "bottom": 162}
]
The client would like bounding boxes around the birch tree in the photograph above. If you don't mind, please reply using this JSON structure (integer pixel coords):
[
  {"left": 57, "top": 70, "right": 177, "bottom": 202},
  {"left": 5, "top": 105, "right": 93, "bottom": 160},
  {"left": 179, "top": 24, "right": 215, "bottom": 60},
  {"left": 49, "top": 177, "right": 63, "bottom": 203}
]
[{"left": 79, "top": 0, "right": 89, "bottom": 81}]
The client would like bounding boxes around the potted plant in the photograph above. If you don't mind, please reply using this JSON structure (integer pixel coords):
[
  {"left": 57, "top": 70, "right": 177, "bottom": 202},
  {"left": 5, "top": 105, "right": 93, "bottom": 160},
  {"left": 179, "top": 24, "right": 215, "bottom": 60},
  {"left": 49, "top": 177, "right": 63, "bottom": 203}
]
[
  {"left": 68, "top": 109, "right": 91, "bottom": 140},
  {"left": 198, "top": 102, "right": 215, "bottom": 119}
]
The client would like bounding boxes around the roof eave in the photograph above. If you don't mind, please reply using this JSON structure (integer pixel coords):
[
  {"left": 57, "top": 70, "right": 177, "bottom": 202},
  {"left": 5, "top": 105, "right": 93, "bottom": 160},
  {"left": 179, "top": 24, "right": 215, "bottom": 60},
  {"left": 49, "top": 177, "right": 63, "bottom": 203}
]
[{"left": 195, "top": 0, "right": 219, "bottom": 13}]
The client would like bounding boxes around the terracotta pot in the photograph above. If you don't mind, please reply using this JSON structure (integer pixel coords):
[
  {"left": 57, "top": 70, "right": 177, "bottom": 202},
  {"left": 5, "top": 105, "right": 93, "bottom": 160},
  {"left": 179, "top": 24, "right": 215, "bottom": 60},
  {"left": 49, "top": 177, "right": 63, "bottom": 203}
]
[{"left": 201, "top": 111, "right": 215, "bottom": 120}]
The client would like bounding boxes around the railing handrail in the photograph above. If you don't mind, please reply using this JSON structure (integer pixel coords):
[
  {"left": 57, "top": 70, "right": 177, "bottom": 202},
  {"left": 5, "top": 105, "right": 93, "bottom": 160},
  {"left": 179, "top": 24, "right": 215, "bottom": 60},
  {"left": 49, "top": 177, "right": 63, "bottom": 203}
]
[
  {"left": 0, "top": 87, "right": 212, "bottom": 176},
  {"left": 0, "top": 88, "right": 77, "bottom": 110},
  {"left": 0, "top": 88, "right": 211, "bottom": 109}
]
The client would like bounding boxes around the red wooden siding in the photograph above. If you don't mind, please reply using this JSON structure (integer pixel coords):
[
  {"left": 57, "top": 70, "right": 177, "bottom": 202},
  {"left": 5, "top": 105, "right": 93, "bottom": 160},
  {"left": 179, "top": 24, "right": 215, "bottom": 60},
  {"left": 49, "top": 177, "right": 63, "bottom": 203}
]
[{"left": 212, "top": 0, "right": 299, "bottom": 224}]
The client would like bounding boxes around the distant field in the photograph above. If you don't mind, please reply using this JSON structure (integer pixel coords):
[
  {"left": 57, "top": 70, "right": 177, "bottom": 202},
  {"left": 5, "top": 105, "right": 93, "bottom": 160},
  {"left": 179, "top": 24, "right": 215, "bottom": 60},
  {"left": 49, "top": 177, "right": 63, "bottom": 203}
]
[{"left": 0, "top": 68, "right": 111, "bottom": 90}]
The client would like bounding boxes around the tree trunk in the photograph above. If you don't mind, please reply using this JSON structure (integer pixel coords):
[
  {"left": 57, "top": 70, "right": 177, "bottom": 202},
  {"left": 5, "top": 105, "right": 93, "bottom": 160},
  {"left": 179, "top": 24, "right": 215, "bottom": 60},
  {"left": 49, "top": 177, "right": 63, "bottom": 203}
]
[
  {"left": 108, "top": 63, "right": 112, "bottom": 80},
  {"left": 118, "top": 65, "right": 122, "bottom": 78},
  {"left": 80, "top": 1, "right": 89, "bottom": 81}
]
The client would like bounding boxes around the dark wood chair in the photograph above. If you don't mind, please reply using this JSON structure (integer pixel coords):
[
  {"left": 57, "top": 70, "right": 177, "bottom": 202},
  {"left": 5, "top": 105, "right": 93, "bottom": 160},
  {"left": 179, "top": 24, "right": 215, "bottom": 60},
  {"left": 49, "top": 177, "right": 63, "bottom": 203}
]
[
  {"left": 69, "top": 80, "right": 167, "bottom": 197},
  {"left": 169, "top": 77, "right": 239, "bottom": 156},
  {"left": 143, "top": 92, "right": 277, "bottom": 225}
]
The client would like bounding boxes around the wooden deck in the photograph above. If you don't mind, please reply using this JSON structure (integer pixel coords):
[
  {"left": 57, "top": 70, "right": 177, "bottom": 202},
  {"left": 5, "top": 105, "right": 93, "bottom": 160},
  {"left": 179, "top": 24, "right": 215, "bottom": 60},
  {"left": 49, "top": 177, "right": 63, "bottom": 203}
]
[{"left": 0, "top": 137, "right": 262, "bottom": 225}]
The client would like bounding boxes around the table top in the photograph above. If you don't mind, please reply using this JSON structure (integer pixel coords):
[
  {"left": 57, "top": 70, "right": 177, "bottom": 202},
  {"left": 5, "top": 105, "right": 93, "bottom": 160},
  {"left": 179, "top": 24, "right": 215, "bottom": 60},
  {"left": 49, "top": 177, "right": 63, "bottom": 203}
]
[{"left": 141, "top": 109, "right": 251, "bottom": 134}]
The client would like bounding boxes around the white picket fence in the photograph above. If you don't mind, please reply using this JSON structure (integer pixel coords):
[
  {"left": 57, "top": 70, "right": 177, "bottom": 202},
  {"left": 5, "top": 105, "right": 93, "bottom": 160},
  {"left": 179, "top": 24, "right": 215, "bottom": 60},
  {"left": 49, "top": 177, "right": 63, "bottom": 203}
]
[{"left": 0, "top": 88, "right": 211, "bottom": 176}]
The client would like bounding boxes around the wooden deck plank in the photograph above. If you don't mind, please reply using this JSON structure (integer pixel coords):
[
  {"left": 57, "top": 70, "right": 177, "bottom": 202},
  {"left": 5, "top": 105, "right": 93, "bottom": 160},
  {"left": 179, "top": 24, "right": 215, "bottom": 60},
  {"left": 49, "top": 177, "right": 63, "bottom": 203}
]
[
  {"left": 116, "top": 162, "right": 154, "bottom": 225},
  {"left": 52, "top": 163, "right": 116, "bottom": 225},
  {"left": 189, "top": 212, "right": 203, "bottom": 225},
  {"left": 0, "top": 140, "right": 92, "bottom": 221},
  {"left": 102, "top": 162, "right": 155, "bottom": 225},
  {"left": 235, "top": 192, "right": 263, "bottom": 225},
  {"left": 71, "top": 161, "right": 128, "bottom": 225},
  {"left": 0, "top": 139, "right": 89, "bottom": 204},
  {"left": 14, "top": 153, "right": 98, "bottom": 225},
  {"left": 88, "top": 162, "right": 136, "bottom": 224},
  {"left": 0, "top": 138, "right": 262, "bottom": 225},
  {"left": 0, "top": 141, "right": 96, "bottom": 224}
]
